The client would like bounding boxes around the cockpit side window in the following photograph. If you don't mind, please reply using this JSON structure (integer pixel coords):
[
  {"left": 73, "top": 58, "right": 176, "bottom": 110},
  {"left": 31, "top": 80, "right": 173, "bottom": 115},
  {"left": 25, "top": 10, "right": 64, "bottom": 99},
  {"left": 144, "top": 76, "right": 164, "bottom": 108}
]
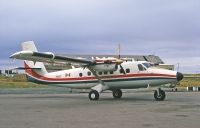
[
  {"left": 138, "top": 64, "right": 146, "bottom": 71},
  {"left": 142, "top": 63, "right": 151, "bottom": 68}
]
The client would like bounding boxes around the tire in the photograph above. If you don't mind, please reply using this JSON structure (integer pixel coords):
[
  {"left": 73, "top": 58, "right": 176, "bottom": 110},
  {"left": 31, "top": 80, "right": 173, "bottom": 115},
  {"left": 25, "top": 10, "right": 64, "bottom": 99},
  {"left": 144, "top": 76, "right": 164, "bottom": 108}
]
[
  {"left": 89, "top": 90, "right": 99, "bottom": 100},
  {"left": 112, "top": 89, "right": 122, "bottom": 99},
  {"left": 154, "top": 89, "right": 166, "bottom": 101}
]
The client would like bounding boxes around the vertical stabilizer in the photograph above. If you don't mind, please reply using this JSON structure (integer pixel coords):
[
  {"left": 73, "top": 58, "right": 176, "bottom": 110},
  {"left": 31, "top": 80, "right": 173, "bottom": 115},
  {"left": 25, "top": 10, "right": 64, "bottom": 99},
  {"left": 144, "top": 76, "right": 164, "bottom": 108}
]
[
  {"left": 22, "top": 41, "right": 38, "bottom": 52},
  {"left": 22, "top": 41, "right": 48, "bottom": 75}
]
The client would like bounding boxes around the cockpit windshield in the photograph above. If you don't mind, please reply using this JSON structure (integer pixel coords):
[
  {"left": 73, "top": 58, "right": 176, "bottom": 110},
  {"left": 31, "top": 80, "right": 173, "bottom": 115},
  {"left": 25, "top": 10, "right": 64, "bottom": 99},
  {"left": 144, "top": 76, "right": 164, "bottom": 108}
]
[{"left": 142, "top": 63, "right": 152, "bottom": 68}]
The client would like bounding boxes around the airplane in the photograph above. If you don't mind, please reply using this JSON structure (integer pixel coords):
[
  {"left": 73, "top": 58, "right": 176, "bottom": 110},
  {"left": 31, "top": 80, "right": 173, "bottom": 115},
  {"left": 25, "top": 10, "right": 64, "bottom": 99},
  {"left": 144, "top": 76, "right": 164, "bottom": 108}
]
[{"left": 10, "top": 41, "right": 184, "bottom": 101}]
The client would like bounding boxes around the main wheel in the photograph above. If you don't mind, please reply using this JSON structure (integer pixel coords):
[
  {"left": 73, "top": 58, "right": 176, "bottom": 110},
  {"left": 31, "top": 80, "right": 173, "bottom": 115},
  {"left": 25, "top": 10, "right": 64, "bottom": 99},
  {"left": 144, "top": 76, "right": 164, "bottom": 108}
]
[
  {"left": 89, "top": 90, "right": 99, "bottom": 100},
  {"left": 154, "top": 89, "right": 166, "bottom": 101},
  {"left": 112, "top": 89, "right": 122, "bottom": 99}
]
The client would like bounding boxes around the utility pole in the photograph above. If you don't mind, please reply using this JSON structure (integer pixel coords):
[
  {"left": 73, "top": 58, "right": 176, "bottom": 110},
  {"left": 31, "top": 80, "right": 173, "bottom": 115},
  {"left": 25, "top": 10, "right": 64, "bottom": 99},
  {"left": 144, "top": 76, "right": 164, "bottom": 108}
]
[
  {"left": 177, "top": 63, "right": 180, "bottom": 72},
  {"left": 118, "top": 43, "right": 121, "bottom": 59}
]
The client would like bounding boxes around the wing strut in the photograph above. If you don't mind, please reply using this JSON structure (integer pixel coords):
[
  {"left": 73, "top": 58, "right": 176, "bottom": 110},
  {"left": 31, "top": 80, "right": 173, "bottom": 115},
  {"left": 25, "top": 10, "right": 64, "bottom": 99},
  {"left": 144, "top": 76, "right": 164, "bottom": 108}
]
[{"left": 87, "top": 67, "right": 109, "bottom": 92}]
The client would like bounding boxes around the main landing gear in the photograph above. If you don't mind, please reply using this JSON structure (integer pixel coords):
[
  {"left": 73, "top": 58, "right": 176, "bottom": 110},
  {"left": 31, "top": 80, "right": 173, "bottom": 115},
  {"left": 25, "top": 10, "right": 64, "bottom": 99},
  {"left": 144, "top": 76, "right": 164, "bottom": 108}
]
[
  {"left": 89, "top": 89, "right": 123, "bottom": 100},
  {"left": 112, "top": 89, "right": 122, "bottom": 99},
  {"left": 88, "top": 90, "right": 99, "bottom": 100},
  {"left": 154, "top": 88, "right": 166, "bottom": 101}
]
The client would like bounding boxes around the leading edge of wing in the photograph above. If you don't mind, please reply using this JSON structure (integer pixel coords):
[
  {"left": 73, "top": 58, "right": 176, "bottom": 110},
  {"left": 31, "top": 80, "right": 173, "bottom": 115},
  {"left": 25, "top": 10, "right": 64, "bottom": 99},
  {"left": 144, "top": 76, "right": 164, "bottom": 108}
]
[{"left": 10, "top": 51, "right": 94, "bottom": 65}]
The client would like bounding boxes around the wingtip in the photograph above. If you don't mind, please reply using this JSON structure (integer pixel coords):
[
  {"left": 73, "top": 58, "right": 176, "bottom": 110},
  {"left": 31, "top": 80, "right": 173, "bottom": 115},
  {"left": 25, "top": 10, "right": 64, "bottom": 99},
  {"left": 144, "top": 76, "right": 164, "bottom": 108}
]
[
  {"left": 9, "top": 51, "right": 34, "bottom": 60},
  {"left": 9, "top": 53, "right": 16, "bottom": 59}
]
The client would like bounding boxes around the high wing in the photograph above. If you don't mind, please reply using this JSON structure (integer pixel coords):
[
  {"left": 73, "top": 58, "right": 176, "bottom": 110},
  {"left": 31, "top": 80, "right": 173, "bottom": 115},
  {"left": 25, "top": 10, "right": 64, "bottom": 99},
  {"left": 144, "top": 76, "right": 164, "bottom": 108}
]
[
  {"left": 10, "top": 41, "right": 126, "bottom": 73},
  {"left": 10, "top": 51, "right": 94, "bottom": 66}
]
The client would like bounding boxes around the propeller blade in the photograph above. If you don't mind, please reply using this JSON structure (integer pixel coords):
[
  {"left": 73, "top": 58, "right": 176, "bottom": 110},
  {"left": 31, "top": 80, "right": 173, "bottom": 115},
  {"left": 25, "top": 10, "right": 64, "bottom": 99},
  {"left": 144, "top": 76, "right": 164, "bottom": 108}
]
[{"left": 120, "top": 65, "right": 126, "bottom": 74}]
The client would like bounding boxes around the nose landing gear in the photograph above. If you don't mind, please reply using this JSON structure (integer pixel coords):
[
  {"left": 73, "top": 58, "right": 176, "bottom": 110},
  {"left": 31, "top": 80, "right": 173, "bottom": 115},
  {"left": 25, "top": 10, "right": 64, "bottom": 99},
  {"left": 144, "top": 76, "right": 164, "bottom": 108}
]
[{"left": 154, "top": 88, "right": 166, "bottom": 101}]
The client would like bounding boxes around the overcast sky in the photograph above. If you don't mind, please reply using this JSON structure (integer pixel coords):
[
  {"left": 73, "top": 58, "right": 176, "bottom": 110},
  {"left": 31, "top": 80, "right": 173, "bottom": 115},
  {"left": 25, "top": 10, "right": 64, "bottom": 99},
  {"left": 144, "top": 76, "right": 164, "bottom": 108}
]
[{"left": 0, "top": 0, "right": 200, "bottom": 73}]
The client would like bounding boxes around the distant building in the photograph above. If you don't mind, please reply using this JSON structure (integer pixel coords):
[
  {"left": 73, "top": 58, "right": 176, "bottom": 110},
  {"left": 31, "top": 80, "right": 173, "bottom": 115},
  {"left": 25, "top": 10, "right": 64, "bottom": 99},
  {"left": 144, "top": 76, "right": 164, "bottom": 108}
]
[
  {"left": 3, "top": 69, "right": 19, "bottom": 76},
  {"left": 5, "top": 70, "right": 13, "bottom": 74},
  {"left": 155, "top": 64, "right": 174, "bottom": 70},
  {"left": 5, "top": 70, "right": 9, "bottom": 74}
]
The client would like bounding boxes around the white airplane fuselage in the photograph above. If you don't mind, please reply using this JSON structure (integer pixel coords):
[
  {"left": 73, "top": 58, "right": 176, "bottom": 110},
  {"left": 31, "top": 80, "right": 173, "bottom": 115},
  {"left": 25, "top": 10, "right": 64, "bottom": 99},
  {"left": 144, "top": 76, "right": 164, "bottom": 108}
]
[
  {"left": 10, "top": 41, "right": 184, "bottom": 101},
  {"left": 25, "top": 61, "right": 178, "bottom": 90}
]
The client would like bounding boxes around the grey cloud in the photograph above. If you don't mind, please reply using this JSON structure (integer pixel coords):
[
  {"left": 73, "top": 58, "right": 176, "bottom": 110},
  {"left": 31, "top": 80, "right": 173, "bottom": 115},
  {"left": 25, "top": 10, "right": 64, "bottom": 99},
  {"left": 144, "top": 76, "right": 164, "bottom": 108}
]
[{"left": 0, "top": 0, "right": 200, "bottom": 73}]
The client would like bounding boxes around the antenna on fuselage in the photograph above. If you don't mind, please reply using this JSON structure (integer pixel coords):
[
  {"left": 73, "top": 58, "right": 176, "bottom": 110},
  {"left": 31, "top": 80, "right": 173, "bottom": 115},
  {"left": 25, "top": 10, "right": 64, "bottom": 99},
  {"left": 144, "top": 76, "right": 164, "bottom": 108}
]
[{"left": 177, "top": 63, "right": 180, "bottom": 72}]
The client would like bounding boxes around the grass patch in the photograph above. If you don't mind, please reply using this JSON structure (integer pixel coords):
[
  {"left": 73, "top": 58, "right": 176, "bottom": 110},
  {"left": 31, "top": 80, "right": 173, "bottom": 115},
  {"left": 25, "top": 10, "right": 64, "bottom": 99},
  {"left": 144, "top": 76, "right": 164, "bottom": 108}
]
[
  {"left": 0, "top": 81, "right": 47, "bottom": 88},
  {"left": 179, "top": 74, "right": 200, "bottom": 87},
  {"left": 0, "top": 74, "right": 48, "bottom": 88}
]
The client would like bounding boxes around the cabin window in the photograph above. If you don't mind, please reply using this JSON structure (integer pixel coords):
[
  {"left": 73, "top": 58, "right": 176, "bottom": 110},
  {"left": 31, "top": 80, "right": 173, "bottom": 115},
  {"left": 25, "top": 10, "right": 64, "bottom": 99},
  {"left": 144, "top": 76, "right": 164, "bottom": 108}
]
[
  {"left": 87, "top": 72, "right": 91, "bottom": 76},
  {"left": 126, "top": 68, "right": 130, "bottom": 73},
  {"left": 79, "top": 73, "right": 83, "bottom": 77},
  {"left": 65, "top": 73, "right": 70, "bottom": 77},
  {"left": 98, "top": 72, "right": 102, "bottom": 75},
  {"left": 110, "top": 71, "right": 114, "bottom": 74},
  {"left": 138, "top": 64, "right": 146, "bottom": 71},
  {"left": 104, "top": 71, "right": 108, "bottom": 75},
  {"left": 56, "top": 75, "right": 62, "bottom": 78}
]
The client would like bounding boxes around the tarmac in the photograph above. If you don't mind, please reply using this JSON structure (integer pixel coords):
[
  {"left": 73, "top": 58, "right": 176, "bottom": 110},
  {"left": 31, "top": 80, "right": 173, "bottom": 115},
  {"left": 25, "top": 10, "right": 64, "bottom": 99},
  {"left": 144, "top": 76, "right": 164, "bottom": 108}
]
[{"left": 0, "top": 89, "right": 199, "bottom": 128}]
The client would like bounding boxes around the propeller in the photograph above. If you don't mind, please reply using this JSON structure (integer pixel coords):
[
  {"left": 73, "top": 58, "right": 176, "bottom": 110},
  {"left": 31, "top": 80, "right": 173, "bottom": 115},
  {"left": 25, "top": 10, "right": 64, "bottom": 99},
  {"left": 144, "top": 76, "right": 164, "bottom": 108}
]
[
  {"left": 117, "top": 43, "right": 126, "bottom": 74},
  {"left": 119, "top": 65, "right": 126, "bottom": 74}
]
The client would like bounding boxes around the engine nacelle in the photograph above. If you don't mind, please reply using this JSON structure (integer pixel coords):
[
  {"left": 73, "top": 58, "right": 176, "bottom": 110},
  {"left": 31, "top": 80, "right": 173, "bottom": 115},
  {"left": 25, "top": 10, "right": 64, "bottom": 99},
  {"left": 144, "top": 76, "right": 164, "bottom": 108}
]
[{"left": 91, "top": 64, "right": 118, "bottom": 72}]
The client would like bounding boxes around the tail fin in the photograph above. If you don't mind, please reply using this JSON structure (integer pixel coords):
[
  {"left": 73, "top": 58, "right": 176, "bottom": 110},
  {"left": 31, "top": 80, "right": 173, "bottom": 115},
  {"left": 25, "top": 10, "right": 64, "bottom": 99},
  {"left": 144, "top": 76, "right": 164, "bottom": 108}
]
[
  {"left": 22, "top": 41, "right": 38, "bottom": 51},
  {"left": 22, "top": 41, "right": 48, "bottom": 75}
]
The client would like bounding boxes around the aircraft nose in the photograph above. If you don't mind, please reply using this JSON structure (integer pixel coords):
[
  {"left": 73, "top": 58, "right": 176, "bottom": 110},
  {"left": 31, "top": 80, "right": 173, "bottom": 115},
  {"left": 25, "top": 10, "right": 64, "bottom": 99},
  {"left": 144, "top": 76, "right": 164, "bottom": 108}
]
[{"left": 176, "top": 72, "right": 184, "bottom": 81}]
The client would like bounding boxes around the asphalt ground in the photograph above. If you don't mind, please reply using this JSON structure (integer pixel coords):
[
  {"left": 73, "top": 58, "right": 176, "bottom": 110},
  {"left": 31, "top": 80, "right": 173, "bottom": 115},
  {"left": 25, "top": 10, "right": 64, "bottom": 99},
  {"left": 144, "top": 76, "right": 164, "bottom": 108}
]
[{"left": 0, "top": 90, "right": 199, "bottom": 128}]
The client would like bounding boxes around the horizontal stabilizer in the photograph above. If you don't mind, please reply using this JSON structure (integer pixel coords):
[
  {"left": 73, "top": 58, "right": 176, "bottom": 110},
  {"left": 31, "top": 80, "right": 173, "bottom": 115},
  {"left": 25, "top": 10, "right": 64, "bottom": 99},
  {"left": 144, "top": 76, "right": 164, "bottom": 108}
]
[{"left": 12, "top": 67, "right": 42, "bottom": 70}]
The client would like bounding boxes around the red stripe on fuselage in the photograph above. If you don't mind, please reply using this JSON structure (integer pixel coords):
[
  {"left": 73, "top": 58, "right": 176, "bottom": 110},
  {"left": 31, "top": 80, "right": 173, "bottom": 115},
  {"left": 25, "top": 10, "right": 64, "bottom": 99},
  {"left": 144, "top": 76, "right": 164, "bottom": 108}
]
[{"left": 24, "top": 62, "right": 176, "bottom": 82}]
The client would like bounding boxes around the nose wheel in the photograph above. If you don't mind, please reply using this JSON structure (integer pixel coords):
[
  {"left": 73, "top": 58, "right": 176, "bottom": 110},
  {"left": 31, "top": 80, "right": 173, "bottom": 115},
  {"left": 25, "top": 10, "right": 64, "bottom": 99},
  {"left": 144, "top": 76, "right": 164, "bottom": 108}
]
[
  {"left": 154, "top": 88, "right": 166, "bottom": 101},
  {"left": 89, "top": 90, "right": 99, "bottom": 100}
]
